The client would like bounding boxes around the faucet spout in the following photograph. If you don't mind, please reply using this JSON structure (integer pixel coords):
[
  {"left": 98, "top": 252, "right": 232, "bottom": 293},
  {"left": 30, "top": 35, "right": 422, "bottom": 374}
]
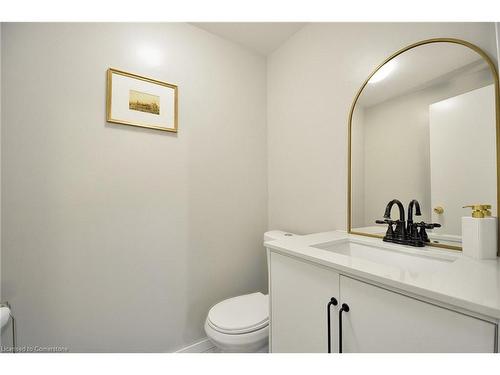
[
  {"left": 382, "top": 199, "right": 406, "bottom": 243},
  {"left": 407, "top": 199, "right": 421, "bottom": 220},
  {"left": 406, "top": 199, "right": 422, "bottom": 244},
  {"left": 383, "top": 199, "right": 405, "bottom": 221}
]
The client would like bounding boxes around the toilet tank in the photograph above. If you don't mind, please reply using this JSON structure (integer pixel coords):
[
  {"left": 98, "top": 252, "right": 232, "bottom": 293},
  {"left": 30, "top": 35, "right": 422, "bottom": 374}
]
[{"left": 263, "top": 230, "right": 295, "bottom": 242}]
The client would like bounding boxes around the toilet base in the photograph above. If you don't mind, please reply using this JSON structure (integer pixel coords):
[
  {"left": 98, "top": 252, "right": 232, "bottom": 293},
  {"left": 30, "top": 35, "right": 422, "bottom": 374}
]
[
  {"left": 210, "top": 342, "right": 269, "bottom": 353},
  {"left": 204, "top": 319, "right": 269, "bottom": 353}
]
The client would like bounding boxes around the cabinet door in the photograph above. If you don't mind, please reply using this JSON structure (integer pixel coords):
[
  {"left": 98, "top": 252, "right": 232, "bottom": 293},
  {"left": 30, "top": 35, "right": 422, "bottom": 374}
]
[
  {"left": 340, "top": 276, "right": 497, "bottom": 352},
  {"left": 269, "top": 252, "right": 339, "bottom": 352}
]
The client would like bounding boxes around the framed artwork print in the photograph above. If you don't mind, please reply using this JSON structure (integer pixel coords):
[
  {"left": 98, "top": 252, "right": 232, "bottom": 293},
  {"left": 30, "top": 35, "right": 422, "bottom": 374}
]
[{"left": 106, "top": 68, "right": 178, "bottom": 132}]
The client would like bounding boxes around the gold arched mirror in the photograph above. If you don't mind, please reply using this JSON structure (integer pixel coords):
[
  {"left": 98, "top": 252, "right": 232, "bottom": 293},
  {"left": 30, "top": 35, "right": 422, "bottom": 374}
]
[{"left": 348, "top": 38, "right": 500, "bottom": 251}]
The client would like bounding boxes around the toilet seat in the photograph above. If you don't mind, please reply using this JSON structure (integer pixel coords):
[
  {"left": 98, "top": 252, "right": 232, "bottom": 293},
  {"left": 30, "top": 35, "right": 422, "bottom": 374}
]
[
  {"left": 207, "top": 292, "right": 269, "bottom": 334},
  {"left": 205, "top": 292, "right": 269, "bottom": 352}
]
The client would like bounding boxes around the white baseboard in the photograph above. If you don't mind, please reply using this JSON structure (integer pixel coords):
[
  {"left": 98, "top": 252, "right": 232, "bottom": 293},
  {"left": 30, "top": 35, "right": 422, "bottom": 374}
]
[{"left": 175, "top": 337, "right": 217, "bottom": 353}]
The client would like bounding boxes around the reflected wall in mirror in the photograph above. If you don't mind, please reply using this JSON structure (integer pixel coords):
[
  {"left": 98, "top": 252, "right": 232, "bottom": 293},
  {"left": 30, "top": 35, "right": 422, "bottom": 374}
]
[{"left": 348, "top": 39, "right": 499, "bottom": 250}]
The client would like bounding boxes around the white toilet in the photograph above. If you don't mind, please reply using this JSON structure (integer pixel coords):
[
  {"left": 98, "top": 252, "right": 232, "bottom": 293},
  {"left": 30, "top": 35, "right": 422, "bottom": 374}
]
[{"left": 204, "top": 231, "right": 293, "bottom": 353}]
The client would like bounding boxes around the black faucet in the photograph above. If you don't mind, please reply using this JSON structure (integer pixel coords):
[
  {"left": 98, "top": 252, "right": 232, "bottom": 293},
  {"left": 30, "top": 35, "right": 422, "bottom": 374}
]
[
  {"left": 375, "top": 199, "right": 441, "bottom": 247},
  {"left": 382, "top": 199, "right": 406, "bottom": 244}
]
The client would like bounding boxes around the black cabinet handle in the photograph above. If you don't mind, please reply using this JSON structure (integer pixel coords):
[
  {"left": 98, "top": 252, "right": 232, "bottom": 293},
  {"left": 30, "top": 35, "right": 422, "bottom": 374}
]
[
  {"left": 338, "top": 303, "right": 350, "bottom": 353},
  {"left": 327, "top": 297, "right": 338, "bottom": 353}
]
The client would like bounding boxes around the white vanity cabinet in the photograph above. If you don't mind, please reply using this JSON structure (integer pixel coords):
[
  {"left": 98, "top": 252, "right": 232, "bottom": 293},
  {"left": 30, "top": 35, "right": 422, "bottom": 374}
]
[
  {"left": 339, "top": 276, "right": 497, "bottom": 353},
  {"left": 268, "top": 250, "right": 498, "bottom": 353},
  {"left": 269, "top": 252, "right": 339, "bottom": 352}
]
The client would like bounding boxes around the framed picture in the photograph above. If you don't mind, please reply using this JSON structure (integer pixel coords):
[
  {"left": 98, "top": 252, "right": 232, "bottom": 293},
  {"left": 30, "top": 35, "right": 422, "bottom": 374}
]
[{"left": 106, "top": 68, "right": 178, "bottom": 132}]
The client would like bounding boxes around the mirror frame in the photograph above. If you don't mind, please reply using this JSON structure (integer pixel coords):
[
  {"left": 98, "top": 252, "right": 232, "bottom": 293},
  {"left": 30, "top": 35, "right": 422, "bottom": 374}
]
[{"left": 347, "top": 38, "right": 500, "bottom": 252}]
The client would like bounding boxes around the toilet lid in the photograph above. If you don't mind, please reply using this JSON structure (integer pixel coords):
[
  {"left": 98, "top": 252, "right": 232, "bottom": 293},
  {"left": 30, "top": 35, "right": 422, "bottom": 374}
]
[{"left": 207, "top": 292, "right": 269, "bottom": 334}]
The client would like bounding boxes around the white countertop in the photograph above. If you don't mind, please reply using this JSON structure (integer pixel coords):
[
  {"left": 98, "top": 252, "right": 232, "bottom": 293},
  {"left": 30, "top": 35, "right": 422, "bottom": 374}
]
[{"left": 265, "top": 231, "right": 500, "bottom": 320}]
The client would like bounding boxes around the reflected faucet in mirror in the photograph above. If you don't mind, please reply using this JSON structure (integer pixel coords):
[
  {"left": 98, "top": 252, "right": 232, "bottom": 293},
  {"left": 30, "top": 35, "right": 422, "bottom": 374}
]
[
  {"left": 376, "top": 199, "right": 441, "bottom": 247},
  {"left": 407, "top": 199, "right": 422, "bottom": 246}
]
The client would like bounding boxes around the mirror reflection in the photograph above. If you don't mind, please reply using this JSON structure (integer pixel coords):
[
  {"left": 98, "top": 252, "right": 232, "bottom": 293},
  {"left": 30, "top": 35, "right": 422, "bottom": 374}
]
[{"left": 350, "top": 41, "right": 497, "bottom": 248}]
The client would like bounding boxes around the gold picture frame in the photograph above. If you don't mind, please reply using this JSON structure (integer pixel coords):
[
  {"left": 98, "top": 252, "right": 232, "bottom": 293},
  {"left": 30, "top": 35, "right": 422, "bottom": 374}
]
[
  {"left": 347, "top": 38, "right": 500, "bottom": 253},
  {"left": 106, "top": 68, "right": 178, "bottom": 133}
]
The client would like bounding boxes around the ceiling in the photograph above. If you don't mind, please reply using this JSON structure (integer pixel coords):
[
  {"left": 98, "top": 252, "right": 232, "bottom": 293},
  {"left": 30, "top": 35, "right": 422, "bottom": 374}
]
[
  {"left": 191, "top": 22, "right": 306, "bottom": 55},
  {"left": 358, "top": 42, "right": 490, "bottom": 107}
]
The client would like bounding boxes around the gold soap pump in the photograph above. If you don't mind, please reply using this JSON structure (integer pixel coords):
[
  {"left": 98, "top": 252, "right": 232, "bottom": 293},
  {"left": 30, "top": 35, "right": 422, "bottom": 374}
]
[
  {"left": 462, "top": 204, "right": 492, "bottom": 218},
  {"left": 461, "top": 204, "right": 497, "bottom": 259}
]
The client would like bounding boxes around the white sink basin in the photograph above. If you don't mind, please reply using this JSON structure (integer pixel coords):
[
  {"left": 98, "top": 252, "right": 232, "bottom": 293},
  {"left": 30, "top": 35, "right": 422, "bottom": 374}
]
[{"left": 312, "top": 238, "right": 458, "bottom": 274}]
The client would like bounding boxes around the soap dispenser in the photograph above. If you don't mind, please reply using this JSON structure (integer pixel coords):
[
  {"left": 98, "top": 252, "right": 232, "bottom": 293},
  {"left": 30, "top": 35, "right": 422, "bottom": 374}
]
[{"left": 462, "top": 204, "right": 497, "bottom": 259}]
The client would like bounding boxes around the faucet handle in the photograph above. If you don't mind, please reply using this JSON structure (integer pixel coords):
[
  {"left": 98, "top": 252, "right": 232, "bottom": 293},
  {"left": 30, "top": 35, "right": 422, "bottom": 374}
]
[
  {"left": 375, "top": 219, "right": 394, "bottom": 225},
  {"left": 376, "top": 219, "right": 396, "bottom": 225},
  {"left": 416, "top": 221, "right": 441, "bottom": 229},
  {"left": 414, "top": 221, "right": 441, "bottom": 243},
  {"left": 375, "top": 219, "right": 396, "bottom": 241}
]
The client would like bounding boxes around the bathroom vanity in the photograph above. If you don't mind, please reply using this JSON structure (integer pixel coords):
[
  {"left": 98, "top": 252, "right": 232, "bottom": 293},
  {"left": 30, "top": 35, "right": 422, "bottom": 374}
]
[
  {"left": 266, "top": 38, "right": 500, "bottom": 353},
  {"left": 266, "top": 231, "right": 500, "bottom": 353}
]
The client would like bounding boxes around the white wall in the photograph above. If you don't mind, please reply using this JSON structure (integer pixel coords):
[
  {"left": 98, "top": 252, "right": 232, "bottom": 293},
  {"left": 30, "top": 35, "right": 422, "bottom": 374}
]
[
  {"left": 1, "top": 23, "right": 268, "bottom": 352},
  {"left": 0, "top": 23, "right": 2, "bottom": 344},
  {"left": 267, "top": 23, "right": 498, "bottom": 234},
  {"left": 362, "top": 91, "right": 432, "bottom": 226},
  {"left": 430, "top": 85, "right": 497, "bottom": 235},
  {"left": 350, "top": 107, "right": 365, "bottom": 228},
  {"left": 496, "top": 23, "right": 500, "bottom": 71}
]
